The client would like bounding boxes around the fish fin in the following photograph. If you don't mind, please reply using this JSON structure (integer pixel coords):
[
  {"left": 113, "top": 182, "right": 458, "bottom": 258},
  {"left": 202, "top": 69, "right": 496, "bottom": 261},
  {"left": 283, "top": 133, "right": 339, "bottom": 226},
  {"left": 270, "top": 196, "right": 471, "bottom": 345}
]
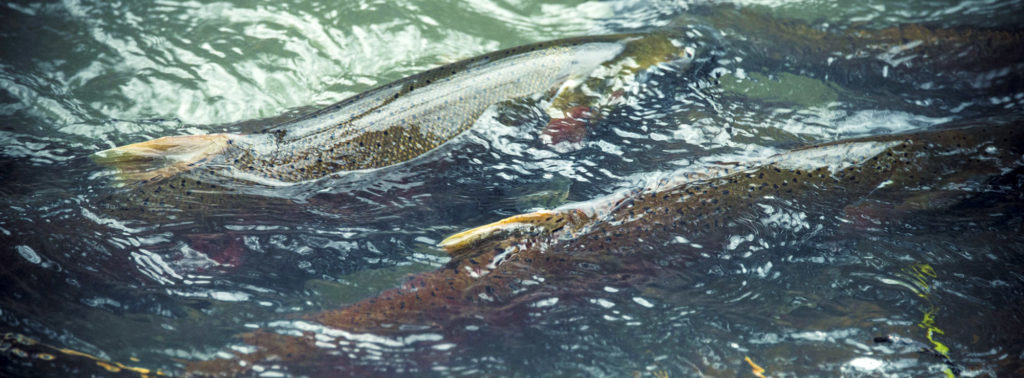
[
  {"left": 92, "top": 134, "right": 236, "bottom": 184},
  {"left": 1, "top": 333, "right": 163, "bottom": 376},
  {"left": 439, "top": 210, "right": 562, "bottom": 255}
]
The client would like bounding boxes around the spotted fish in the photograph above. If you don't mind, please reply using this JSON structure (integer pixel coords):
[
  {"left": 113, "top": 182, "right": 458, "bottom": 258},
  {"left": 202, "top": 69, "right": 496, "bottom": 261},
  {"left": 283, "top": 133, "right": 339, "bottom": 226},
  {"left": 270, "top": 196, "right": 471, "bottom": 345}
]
[
  {"left": 186, "top": 119, "right": 1024, "bottom": 375},
  {"left": 94, "top": 33, "right": 694, "bottom": 184}
]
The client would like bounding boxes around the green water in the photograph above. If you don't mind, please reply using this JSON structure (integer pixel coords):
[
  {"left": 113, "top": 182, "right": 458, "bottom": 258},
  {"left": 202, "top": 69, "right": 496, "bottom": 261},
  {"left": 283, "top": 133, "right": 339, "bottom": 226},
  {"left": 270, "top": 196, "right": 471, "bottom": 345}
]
[
  {"left": 3, "top": 0, "right": 608, "bottom": 139},
  {"left": 2, "top": 0, "right": 1024, "bottom": 376}
]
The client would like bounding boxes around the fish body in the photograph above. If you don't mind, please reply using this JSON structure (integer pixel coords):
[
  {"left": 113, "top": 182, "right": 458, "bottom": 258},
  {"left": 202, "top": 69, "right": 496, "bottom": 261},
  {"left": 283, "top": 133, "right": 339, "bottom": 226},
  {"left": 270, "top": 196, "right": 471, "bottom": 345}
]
[
  {"left": 187, "top": 119, "right": 1024, "bottom": 374},
  {"left": 320, "top": 120, "right": 1024, "bottom": 330},
  {"left": 95, "top": 33, "right": 692, "bottom": 184}
]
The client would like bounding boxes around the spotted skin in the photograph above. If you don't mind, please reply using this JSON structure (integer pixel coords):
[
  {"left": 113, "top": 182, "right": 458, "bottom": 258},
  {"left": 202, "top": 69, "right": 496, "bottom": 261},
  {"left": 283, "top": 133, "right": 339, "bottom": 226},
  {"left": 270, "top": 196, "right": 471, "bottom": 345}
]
[
  {"left": 321, "top": 121, "right": 1024, "bottom": 330},
  {"left": 186, "top": 120, "right": 1024, "bottom": 375},
  {"left": 93, "top": 33, "right": 693, "bottom": 224},
  {"left": 97, "top": 33, "right": 693, "bottom": 184}
]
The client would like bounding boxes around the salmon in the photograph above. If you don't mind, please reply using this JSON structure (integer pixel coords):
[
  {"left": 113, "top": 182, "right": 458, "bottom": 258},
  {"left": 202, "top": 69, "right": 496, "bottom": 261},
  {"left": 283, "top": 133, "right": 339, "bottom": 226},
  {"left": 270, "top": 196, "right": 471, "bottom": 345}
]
[
  {"left": 93, "top": 33, "right": 695, "bottom": 184},
  {"left": 185, "top": 118, "right": 1024, "bottom": 375}
]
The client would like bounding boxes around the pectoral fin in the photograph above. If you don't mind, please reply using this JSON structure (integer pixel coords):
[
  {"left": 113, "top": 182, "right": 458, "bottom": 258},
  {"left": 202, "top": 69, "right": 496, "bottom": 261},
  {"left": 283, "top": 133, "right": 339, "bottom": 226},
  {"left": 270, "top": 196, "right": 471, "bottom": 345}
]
[
  {"left": 92, "top": 133, "right": 236, "bottom": 184},
  {"left": 439, "top": 210, "right": 559, "bottom": 254},
  {"left": 439, "top": 209, "right": 591, "bottom": 257}
]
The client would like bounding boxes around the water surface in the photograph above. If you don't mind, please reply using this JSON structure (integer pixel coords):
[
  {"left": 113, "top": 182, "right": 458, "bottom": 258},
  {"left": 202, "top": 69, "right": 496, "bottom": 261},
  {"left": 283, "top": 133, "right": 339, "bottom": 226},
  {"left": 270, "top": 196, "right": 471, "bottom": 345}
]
[{"left": 2, "top": 0, "right": 1023, "bottom": 376}]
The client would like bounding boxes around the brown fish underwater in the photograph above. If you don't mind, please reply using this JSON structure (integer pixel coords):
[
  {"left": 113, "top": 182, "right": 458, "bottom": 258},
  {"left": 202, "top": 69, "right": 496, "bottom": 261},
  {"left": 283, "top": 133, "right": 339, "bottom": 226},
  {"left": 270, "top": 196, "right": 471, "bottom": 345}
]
[
  {"left": 179, "top": 118, "right": 1024, "bottom": 375},
  {"left": 66, "top": 16, "right": 1024, "bottom": 376}
]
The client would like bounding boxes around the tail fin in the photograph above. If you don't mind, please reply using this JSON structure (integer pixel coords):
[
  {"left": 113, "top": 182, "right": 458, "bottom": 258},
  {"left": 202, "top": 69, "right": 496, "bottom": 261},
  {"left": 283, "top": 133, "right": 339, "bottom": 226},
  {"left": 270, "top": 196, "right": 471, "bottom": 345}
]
[{"left": 92, "top": 134, "right": 236, "bottom": 184}]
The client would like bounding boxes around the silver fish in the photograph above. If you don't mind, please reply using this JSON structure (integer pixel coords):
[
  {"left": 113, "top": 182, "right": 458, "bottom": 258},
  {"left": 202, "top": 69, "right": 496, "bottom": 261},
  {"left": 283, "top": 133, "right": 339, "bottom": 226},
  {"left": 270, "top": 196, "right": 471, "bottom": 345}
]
[{"left": 95, "top": 33, "right": 693, "bottom": 184}]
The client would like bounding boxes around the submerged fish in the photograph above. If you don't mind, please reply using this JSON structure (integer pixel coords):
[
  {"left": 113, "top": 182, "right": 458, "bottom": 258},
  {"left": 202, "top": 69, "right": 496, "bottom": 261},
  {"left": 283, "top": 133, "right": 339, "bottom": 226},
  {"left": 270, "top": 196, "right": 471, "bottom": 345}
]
[
  {"left": 93, "top": 33, "right": 694, "bottom": 184},
  {"left": 701, "top": 7, "right": 1024, "bottom": 101},
  {"left": 186, "top": 119, "right": 1024, "bottom": 375}
]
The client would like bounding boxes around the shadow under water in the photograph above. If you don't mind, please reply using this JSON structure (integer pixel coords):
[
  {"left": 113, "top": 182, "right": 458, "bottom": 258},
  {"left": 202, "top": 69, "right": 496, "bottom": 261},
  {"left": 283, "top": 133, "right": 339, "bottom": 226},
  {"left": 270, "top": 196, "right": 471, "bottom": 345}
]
[
  {"left": 2, "top": 2, "right": 1024, "bottom": 377},
  {"left": 179, "top": 116, "right": 1024, "bottom": 376}
]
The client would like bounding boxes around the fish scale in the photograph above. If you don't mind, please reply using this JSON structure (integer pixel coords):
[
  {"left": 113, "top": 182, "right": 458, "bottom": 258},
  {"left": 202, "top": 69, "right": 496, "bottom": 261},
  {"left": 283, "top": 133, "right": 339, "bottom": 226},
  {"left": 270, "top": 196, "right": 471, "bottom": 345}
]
[
  {"left": 238, "top": 38, "right": 654, "bottom": 181},
  {"left": 186, "top": 119, "right": 1024, "bottom": 375},
  {"left": 96, "top": 32, "right": 692, "bottom": 184}
]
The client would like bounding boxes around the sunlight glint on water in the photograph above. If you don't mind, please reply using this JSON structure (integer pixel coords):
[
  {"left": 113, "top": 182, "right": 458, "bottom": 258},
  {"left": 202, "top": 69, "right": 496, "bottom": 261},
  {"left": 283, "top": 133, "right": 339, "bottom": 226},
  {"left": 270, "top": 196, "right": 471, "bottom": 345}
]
[{"left": 1, "top": 0, "right": 1023, "bottom": 376}]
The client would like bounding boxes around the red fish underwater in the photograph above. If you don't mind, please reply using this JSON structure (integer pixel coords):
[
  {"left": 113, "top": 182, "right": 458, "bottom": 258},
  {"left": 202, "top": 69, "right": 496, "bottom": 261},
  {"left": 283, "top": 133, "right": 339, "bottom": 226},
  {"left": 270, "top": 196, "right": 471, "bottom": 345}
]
[
  {"left": 180, "top": 118, "right": 1024, "bottom": 375},
  {"left": 64, "top": 16, "right": 1023, "bottom": 376}
]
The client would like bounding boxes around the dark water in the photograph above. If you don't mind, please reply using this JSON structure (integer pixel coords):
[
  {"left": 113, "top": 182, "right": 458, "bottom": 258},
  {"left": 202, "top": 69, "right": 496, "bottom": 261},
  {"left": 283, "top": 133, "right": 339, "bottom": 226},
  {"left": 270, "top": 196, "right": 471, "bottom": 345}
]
[{"left": 2, "top": 0, "right": 1024, "bottom": 376}]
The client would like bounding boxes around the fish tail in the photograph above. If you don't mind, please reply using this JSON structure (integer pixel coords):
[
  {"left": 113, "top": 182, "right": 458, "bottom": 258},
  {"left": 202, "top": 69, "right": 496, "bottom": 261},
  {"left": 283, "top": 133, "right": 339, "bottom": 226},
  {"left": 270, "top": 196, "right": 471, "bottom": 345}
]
[{"left": 92, "top": 133, "right": 237, "bottom": 183}]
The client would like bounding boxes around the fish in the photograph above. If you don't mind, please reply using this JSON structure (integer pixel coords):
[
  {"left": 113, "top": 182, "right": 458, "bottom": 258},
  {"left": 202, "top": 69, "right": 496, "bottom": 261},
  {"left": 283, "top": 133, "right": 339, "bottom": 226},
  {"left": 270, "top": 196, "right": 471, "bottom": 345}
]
[
  {"left": 93, "top": 32, "right": 695, "bottom": 184},
  {"left": 0, "top": 333, "right": 165, "bottom": 377},
  {"left": 700, "top": 7, "right": 1024, "bottom": 98},
  {"left": 184, "top": 118, "right": 1024, "bottom": 375}
]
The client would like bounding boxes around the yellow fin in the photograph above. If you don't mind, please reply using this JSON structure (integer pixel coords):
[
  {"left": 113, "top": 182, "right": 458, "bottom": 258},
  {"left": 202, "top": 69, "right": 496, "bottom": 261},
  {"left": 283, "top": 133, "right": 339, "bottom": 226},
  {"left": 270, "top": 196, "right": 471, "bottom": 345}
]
[
  {"left": 439, "top": 210, "right": 562, "bottom": 255},
  {"left": 744, "top": 356, "right": 768, "bottom": 378},
  {"left": 2, "top": 333, "right": 163, "bottom": 376},
  {"left": 92, "top": 133, "right": 236, "bottom": 183}
]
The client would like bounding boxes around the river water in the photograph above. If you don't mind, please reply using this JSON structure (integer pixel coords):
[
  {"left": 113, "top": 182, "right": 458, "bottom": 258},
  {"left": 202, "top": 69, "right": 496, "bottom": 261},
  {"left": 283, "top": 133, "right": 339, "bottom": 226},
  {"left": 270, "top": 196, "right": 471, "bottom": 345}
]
[{"left": 2, "top": 0, "right": 1023, "bottom": 376}]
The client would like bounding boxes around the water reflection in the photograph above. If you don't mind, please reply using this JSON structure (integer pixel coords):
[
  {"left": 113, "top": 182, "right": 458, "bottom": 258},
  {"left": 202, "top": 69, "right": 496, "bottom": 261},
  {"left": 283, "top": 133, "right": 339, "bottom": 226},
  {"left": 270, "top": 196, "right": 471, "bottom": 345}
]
[
  {"left": 0, "top": 0, "right": 616, "bottom": 142},
  {"left": 2, "top": 0, "right": 1024, "bottom": 376}
]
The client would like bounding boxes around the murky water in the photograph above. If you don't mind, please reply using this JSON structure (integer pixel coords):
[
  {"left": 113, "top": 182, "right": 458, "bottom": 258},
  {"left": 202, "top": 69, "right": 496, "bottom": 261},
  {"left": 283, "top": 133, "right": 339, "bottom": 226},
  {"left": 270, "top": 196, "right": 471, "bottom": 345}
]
[{"left": 2, "top": 0, "right": 1023, "bottom": 376}]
